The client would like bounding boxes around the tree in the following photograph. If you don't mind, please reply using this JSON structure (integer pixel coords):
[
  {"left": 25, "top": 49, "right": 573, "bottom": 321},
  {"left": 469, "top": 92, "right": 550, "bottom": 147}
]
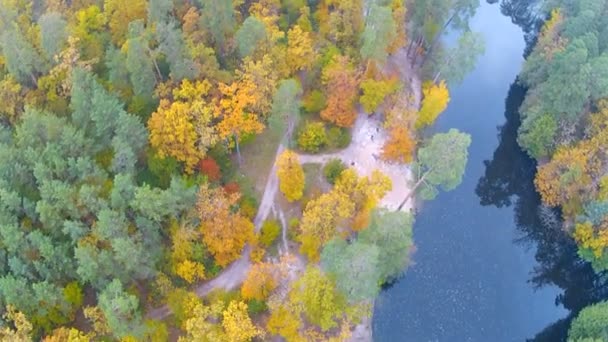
[
  {"left": 266, "top": 304, "right": 302, "bottom": 342},
  {"left": 320, "top": 55, "right": 359, "bottom": 127},
  {"left": 104, "top": 0, "right": 147, "bottom": 45},
  {"left": 277, "top": 150, "right": 305, "bottom": 202},
  {"left": 568, "top": 301, "right": 608, "bottom": 341},
  {"left": 431, "top": 30, "right": 485, "bottom": 84},
  {"left": 359, "top": 209, "right": 414, "bottom": 282},
  {"left": 269, "top": 79, "right": 302, "bottom": 141},
  {"left": 123, "top": 20, "right": 158, "bottom": 99},
  {"left": 399, "top": 129, "right": 471, "bottom": 207},
  {"left": 235, "top": 16, "right": 267, "bottom": 58},
  {"left": 534, "top": 142, "right": 599, "bottom": 215},
  {"left": 199, "top": 0, "right": 235, "bottom": 53},
  {"left": 0, "top": 305, "right": 33, "bottom": 341},
  {"left": 148, "top": 100, "right": 200, "bottom": 174},
  {"left": 297, "top": 121, "right": 327, "bottom": 153},
  {"left": 155, "top": 20, "right": 199, "bottom": 80},
  {"left": 319, "top": 0, "right": 364, "bottom": 50},
  {"left": 38, "top": 12, "right": 68, "bottom": 62},
  {"left": 415, "top": 80, "right": 450, "bottom": 129},
  {"left": 286, "top": 25, "right": 316, "bottom": 72},
  {"left": 0, "top": 76, "right": 23, "bottom": 124},
  {"left": 97, "top": 279, "right": 143, "bottom": 339},
  {"left": 360, "top": 4, "right": 396, "bottom": 64},
  {"left": 178, "top": 299, "right": 225, "bottom": 342},
  {"left": 298, "top": 190, "right": 354, "bottom": 261},
  {"left": 0, "top": 26, "right": 44, "bottom": 85},
  {"left": 222, "top": 301, "right": 263, "bottom": 342},
  {"left": 241, "top": 262, "right": 278, "bottom": 301},
  {"left": 359, "top": 78, "right": 400, "bottom": 114},
  {"left": 321, "top": 239, "right": 381, "bottom": 302},
  {"left": 382, "top": 123, "right": 416, "bottom": 163},
  {"left": 517, "top": 113, "right": 557, "bottom": 159},
  {"left": 289, "top": 267, "right": 346, "bottom": 331},
  {"left": 197, "top": 184, "right": 255, "bottom": 266}
]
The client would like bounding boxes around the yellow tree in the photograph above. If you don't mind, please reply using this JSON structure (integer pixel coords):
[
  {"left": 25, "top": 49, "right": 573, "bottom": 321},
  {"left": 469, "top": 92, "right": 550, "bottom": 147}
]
[
  {"left": 286, "top": 25, "right": 316, "bottom": 73},
  {"left": 178, "top": 300, "right": 225, "bottom": 342},
  {"left": 148, "top": 100, "right": 200, "bottom": 173},
  {"left": 241, "top": 262, "right": 278, "bottom": 301},
  {"left": 320, "top": 55, "right": 359, "bottom": 128},
  {"left": 0, "top": 76, "right": 23, "bottom": 124},
  {"left": 222, "top": 301, "right": 263, "bottom": 342},
  {"left": 169, "top": 220, "right": 206, "bottom": 284},
  {"left": 359, "top": 77, "right": 400, "bottom": 114},
  {"left": 267, "top": 303, "right": 303, "bottom": 342},
  {"left": 103, "top": 0, "right": 147, "bottom": 45},
  {"left": 214, "top": 81, "right": 265, "bottom": 163},
  {"left": 198, "top": 184, "right": 255, "bottom": 267},
  {"left": 387, "top": 0, "right": 408, "bottom": 53},
  {"left": 415, "top": 80, "right": 450, "bottom": 129},
  {"left": 334, "top": 169, "right": 392, "bottom": 231},
  {"left": 298, "top": 190, "right": 354, "bottom": 261},
  {"left": 277, "top": 150, "right": 305, "bottom": 202}
]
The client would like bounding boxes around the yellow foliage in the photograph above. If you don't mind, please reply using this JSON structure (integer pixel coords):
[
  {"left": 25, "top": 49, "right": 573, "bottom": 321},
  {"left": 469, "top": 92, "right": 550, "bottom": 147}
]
[
  {"left": 267, "top": 304, "right": 303, "bottom": 342},
  {"left": 148, "top": 100, "right": 200, "bottom": 173},
  {"left": 0, "top": 76, "right": 23, "bottom": 124},
  {"left": 104, "top": 0, "right": 147, "bottom": 45},
  {"left": 43, "top": 327, "right": 92, "bottom": 342},
  {"left": 415, "top": 80, "right": 450, "bottom": 129},
  {"left": 359, "top": 77, "right": 400, "bottom": 113},
  {"left": 241, "top": 262, "right": 278, "bottom": 301},
  {"left": 287, "top": 25, "right": 316, "bottom": 73},
  {"left": 277, "top": 150, "right": 305, "bottom": 202},
  {"left": 178, "top": 300, "right": 225, "bottom": 342},
  {"left": 0, "top": 305, "right": 33, "bottom": 341},
  {"left": 222, "top": 301, "right": 263, "bottom": 342},
  {"left": 387, "top": 0, "right": 408, "bottom": 53},
  {"left": 175, "top": 260, "right": 206, "bottom": 284},
  {"left": 574, "top": 222, "right": 608, "bottom": 258}
]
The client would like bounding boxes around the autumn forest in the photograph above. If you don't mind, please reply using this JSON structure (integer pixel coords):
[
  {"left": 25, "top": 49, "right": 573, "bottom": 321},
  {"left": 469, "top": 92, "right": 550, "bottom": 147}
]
[{"left": 0, "top": 0, "right": 607, "bottom": 341}]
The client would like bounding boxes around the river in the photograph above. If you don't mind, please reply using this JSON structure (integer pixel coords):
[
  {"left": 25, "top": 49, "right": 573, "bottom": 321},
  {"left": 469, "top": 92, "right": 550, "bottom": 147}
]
[{"left": 372, "top": 2, "right": 607, "bottom": 341}]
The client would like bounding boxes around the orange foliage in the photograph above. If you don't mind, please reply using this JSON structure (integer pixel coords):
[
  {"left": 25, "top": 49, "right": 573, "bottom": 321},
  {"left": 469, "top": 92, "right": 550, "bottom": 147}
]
[
  {"left": 381, "top": 124, "right": 415, "bottom": 163},
  {"left": 241, "top": 262, "right": 278, "bottom": 301},
  {"left": 197, "top": 184, "right": 255, "bottom": 267},
  {"left": 320, "top": 55, "right": 359, "bottom": 128},
  {"left": 199, "top": 157, "right": 221, "bottom": 182}
]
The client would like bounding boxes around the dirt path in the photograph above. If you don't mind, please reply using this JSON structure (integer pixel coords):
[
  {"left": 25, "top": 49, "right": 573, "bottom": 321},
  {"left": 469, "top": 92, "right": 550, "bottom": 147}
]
[{"left": 147, "top": 144, "right": 285, "bottom": 320}]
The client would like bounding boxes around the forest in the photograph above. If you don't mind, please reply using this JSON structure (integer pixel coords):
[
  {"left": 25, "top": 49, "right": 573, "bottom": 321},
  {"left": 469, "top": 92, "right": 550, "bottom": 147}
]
[
  {"left": 0, "top": 0, "right": 485, "bottom": 340},
  {"left": 513, "top": 0, "right": 608, "bottom": 340}
]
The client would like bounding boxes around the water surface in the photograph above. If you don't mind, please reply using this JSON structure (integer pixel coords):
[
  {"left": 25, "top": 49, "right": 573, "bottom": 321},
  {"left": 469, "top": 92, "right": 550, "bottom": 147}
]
[{"left": 372, "top": 3, "right": 578, "bottom": 341}]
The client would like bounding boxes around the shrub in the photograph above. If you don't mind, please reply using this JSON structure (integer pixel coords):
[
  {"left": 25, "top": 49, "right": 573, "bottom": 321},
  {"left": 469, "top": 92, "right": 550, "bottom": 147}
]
[
  {"left": 247, "top": 299, "right": 268, "bottom": 315},
  {"left": 260, "top": 220, "right": 281, "bottom": 247},
  {"left": 223, "top": 182, "right": 240, "bottom": 194},
  {"left": 303, "top": 90, "right": 327, "bottom": 113},
  {"left": 323, "top": 159, "right": 347, "bottom": 184},
  {"left": 327, "top": 127, "right": 351, "bottom": 149},
  {"left": 199, "top": 157, "right": 221, "bottom": 181},
  {"left": 297, "top": 121, "right": 327, "bottom": 153},
  {"left": 240, "top": 195, "right": 258, "bottom": 220}
]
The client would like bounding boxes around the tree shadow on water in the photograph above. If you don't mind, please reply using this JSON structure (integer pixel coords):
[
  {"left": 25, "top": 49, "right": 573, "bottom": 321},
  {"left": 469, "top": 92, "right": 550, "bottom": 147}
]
[{"left": 475, "top": 81, "right": 608, "bottom": 341}]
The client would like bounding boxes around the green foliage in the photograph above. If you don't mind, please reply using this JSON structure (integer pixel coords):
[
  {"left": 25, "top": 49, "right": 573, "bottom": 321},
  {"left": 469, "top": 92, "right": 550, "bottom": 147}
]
[
  {"left": 302, "top": 90, "right": 327, "bottom": 113},
  {"left": 246, "top": 299, "right": 268, "bottom": 315},
  {"left": 38, "top": 12, "right": 68, "bottom": 63},
  {"left": 568, "top": 301, "right": 608, "bottom": 341},
  {"left": 360, "top": 4, "right": 396, "bottom": 64},
  {"left": 518, "top": 113, "right": 557, "bottom": 159},
  {"left": 433, "top": 30, "right": 485, "bottom": 85},
  {"left": 326, "top": 126, "right": 351, "bottom": 149},
  {"left": 125, "top": 20, "right": 156, "bottom": 99},
  {"left": 323, "top": 158, "right": 347, "bottom": 185},
  {"left": 98, "top": 279, "right": 144, "bottom": 339},
  {"left": 321, "top": 239, "right": 381, "bottom": 302},
  {"left": 270, "top": 79, "right": 302, "bottom": 140},
  {"left": 297, "top": 121, "right": 327, "bottom": 153},
  {"left": 236, "top": 16, "right": 267, "bottom": 58},
  {"left": 260, "top": 220, "right": 281, "bottom": 247},
  {"left": 359, "top": 78, "right": 400, "bottom": 113},
  {"left": 416, "top": 129, "right": 472, "bottom": 200},
  {"left": 359, "top": 209, "right": 415, "bottom": 282},
  {"left": 63, "top": 282, "right": 83, "bottom": 308}
]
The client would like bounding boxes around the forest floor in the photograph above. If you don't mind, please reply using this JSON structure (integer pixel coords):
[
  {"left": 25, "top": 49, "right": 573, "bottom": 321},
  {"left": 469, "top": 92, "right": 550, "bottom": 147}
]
[{"left": 147, "top": 49, "right": 422, "bottom": 341}]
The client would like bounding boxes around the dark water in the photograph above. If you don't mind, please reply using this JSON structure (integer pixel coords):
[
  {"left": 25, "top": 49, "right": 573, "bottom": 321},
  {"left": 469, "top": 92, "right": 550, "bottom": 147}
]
[{"left": 373, "top": 2, "right": 607, "bottom": 341}]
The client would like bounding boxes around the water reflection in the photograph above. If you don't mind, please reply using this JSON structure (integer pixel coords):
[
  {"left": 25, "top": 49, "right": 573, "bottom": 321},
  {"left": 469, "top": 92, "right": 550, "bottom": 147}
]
[{"left": 475, "top": 81, "right": 608, "bottom": 341}]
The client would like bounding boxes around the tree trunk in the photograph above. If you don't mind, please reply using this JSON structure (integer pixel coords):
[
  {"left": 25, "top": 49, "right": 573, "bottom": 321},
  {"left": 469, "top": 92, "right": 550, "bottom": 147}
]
[
  {"left": 397, "top": 171, "right": 430, "bottom": 211},
  {"left": 235, "top": 133, "right": 242, "bottom": 166},
  {"left": 422, "top": 12, "right": 456, "bottom": 66}
]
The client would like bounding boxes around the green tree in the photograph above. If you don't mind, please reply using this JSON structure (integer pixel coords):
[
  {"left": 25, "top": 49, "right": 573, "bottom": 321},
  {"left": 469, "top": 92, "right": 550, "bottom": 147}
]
[
  {"left": 38, "top": 12, "right": 68, "bottom": 63},
  {"left": 124, "top": 20, "right": 158, "bottom": 99},
  {"left": 199, "top": 0, "right": 235, "bottom": 53},
  {"left": 321, "top": 239, "right": 381, "bottom": 302},
  {"left": 568, "top": 301, "right": 608, "bottom": 341},
  {"left": 359, "top": 209, "right": 414, "bottom": 282},
  {"left": 431, "top": 30, "right": 485, "bottom": 84},
  {"left": 399, "top": 128, "right": 471, "bottom": 207},
  {"left": 360, "top": 4, "right": 396, "bottom": 64},
  {"left": 235, "top": 16, "right": 267, "bottom": 58},
  {"left": 270, "top": 79, "right": 302, "bottom": 141},
  {"left": 518, "top": 113, "right": 557, "bottom": 159},
  {"left": 98, "top": 279, "right": 144, "bottom": 339}
]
